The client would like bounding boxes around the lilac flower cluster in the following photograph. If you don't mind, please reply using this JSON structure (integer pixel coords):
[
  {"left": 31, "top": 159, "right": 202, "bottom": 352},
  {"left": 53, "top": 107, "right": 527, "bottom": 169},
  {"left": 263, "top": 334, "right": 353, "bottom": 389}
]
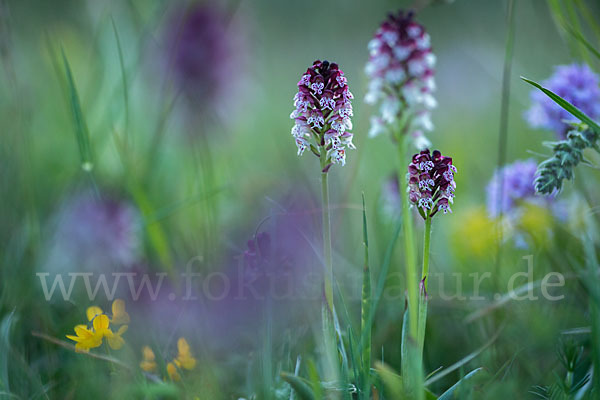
[
  {"left": 44, "top": 193, "right": 141, "bottom": 274},
  {"left": 525, "top": 64, "right": 600, "bottom": 138},
  {"left": 487, "top": 159, "right": 561, "bottom": 216},
  {"left": 365, "top": 10, "right": 436, "bottom": 148},
  {"left": 166, "top": 2, "right": 243, "bottom": 123},
  {"left": 290, "top": 60, "right": 355, "bottom": 168},
  {"left": 408, "top": 149, "right": 456, "bottom": 218}
]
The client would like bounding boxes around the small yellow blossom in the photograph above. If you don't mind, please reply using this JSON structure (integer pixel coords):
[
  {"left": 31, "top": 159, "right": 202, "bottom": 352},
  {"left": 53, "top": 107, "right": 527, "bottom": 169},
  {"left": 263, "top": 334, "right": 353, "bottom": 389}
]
[
  {"left": 517, "top": 203, "right": 553, "bottom": 246},
  {"left": 452, "top": 207, "right": 499, "bottom": 259},
  {"left": 107, "top": 325, "right": 128, "bottom": 350},
  {"left": 174, "top": 337, "right": 196, "bottom": 370},
  {"left": 140, "top": 346, "right": 157, "bottom": 372},
  {"left": 167, "top": 362, "right": 181, "bottom": 381},
  {"left": 111, "top": 299, "right": 130, "bottom": 325},
  {"left": 86, "top": 306, "right": 103, "bottom": 322},
  {"left": 92, "top": 314, "right": 112, "bottom": 338},
  {"left": 68, "top": 301, "right": 129, "bottom": 352},
  {"left": 66, "top": 325, "right": 102, "bottom": 352},
  {"left": 140, "top": 337, "right": 196, "bottom": 382}
]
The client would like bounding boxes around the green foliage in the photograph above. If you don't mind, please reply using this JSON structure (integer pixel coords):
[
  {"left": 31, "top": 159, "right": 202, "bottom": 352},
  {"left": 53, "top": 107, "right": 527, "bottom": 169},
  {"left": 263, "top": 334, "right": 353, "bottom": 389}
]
[{"left": 535, "top": 127, "right": 599, "bottom": 194}]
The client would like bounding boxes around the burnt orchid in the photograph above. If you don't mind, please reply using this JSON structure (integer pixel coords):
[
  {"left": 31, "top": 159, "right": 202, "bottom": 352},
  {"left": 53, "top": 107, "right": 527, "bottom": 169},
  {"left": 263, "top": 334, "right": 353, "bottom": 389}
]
[
  {"left": 365, "top": 10, "right": 436, "bottom": 148},
  {"left": 290, "top": 60, "right": 354, "bottom": 313},
  {"left": 408, "top": 149, "right": 457, "bottom": 218},
  {"left": 290, "top": 60, "right": 355, "bottom": 169},
  {"left": 525, "top": 64, "right": 600, "bottom": 139},
  {"left": 405, "top": 148, "right": 457, "bottom": 382}
]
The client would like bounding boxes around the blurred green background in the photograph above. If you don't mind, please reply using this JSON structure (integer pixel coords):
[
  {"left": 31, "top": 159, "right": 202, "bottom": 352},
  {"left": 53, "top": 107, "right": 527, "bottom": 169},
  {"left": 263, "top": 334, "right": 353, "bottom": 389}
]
[{"left": 1, "top": 0, "right": 600, "bottom": 398}]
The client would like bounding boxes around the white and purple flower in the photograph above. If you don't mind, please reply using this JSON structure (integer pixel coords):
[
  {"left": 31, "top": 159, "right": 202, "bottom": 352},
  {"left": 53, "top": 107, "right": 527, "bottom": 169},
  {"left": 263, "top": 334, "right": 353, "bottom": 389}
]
[
  {"left": 408, "top": 149, "right": 456, "bottom": 218},
  {"left": 365, "top": 10, "right": 436, "bottom": 148},
  {"left": 290, "top": 60, "right": 355, "bottom": 171}
]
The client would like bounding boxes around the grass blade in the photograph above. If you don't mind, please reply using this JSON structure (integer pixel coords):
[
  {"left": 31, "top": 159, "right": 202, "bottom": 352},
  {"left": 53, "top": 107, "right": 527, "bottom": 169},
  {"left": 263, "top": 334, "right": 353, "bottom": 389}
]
[
  {"left": 61, "top": 49, "right": 94, "bottom": 172},
  {"left": 425, "top": 328, "right": 501, "bottom": 386},
  {"left": 374, "top": 362, "right": 403, "bottom": 399},
  {"left": 360, "top": 193, "right": 372, "bottom": 398},
  {"left": 359, "top": 218, "right": 402, "bottom": 352},
  {"left": 110, "top": 16, "right": 130, "bottom": 144},
  {"left": 0, "top": 311, "right": 14, "bottom": 393},
  {"left": 563, "top": 24, "right": 600, "bottom": 62},
  {"left": 437, "top": 367, "right": 484, "bottom": 400},
  {"left": 281, "top": 373, "right": 315, "bottom": 400}
]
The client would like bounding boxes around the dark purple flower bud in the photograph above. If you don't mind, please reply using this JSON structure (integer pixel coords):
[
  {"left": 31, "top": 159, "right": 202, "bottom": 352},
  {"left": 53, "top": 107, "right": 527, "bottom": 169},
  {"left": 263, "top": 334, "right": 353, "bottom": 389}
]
[
  {"left": 407, "top": 149, "right": 457, "bottom": 218},
  {"left": 291, "top": 60, "right": 355, "bottom": 168}
]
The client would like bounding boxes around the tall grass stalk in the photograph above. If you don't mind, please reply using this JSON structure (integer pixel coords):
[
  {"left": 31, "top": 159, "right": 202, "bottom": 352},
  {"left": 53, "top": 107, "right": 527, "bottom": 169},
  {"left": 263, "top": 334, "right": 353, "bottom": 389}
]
[{"left": 360, "top": 193, "right": 372, "bottom": 397}]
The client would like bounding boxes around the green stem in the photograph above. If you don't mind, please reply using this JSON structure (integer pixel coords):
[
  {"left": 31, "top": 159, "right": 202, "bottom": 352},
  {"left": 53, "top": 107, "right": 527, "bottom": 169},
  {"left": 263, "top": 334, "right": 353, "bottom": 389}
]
[
  {"left": 417, "top": 216, "right": 432, "bottom": 360},
  {"left": 398, "top": 137, "right": 424, "bottom": 400},
  {"left": 320, "top": 146, "right": 334, "bottom": 312},
  {"left": 422, "top": 216, "right": 432, "bottom": 288},
  {"left": 398, "top": 137, "right": 418, "bottom": 339}
]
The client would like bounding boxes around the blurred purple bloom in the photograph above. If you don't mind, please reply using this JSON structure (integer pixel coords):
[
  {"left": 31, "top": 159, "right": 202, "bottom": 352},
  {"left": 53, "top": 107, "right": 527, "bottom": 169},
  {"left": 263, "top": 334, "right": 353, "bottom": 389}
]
[
  {"left": 486, "top": 159, "right": 554, "bottom": 217},
  {"left": 525, "top": 64, "right": 600, "bottom": 138},
  {"left": 204, "top": 205, "right": 322, "bottom": 351},
  {"left": 166, "top": 2, "right": 243, "bottom": 120},
  {"left": 365, "top": 10, "right": 436, "bottom": 148},
  {"left": 44, "top": 193, "right": 141, "bottom": 273}
]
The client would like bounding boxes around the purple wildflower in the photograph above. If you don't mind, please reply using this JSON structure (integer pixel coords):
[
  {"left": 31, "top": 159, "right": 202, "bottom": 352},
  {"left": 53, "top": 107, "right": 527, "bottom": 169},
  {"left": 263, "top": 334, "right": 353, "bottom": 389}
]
[
  {"left": 486, "top": 159, "right": 560, "bottom": 217},
  {"left": 408, "top": 149, "right": 456, "bottom": 218},
  {"left": 290, "top": 60, "right": 355, "bottom": 169},
  {"left": 166, "top": 3, "right": 243, "bottom": 121},
  {"left": 44, "top": 193, "right": 141, "bottom": 274},
  {"left": 525, "top": 64, "right": 600, "bottom": 138},
  {"left": 365, "top": 10, "right": 436, "bottom": 148}
]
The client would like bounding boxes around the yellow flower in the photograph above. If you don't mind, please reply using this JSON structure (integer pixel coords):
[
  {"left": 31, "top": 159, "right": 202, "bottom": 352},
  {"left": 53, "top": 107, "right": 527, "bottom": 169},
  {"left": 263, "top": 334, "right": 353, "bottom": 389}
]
[
  {"left": 66, "top": 324, "right": 102, "bottom": 352},
  {"left": 111, "top": 299, "right": 130, "bottom": 325},
  {"left": 86, "top": 306, "right": 103, "bottom": 322},
  {"left": 174, "top": 337, "right": 196, "bottom": 370},
  {"left": 67, "top": 309, "right": 128, "bottom": 352},
  {"left": 167, "top": 362, "right": 181, "bottom": 381},
  {"left": 106, "top": 325, "right": 128, "bottom": 350},
  {"left": 517, "top": 203, "right": 553, "bottom": 246},
  {"left": 452, "top": 208, "right": 499, "bottom": 259},
  {"left": 140, "top": 346, "right": 157, "bottom": 372},
  {"left": 91, "top": 314, "right": 112, "bottom": 338}
]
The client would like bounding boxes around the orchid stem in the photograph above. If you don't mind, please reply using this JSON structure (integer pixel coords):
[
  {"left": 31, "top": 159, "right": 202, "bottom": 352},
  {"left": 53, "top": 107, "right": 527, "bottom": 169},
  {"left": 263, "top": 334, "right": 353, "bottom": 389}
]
[
  {"left": 398, "top": 137, "right": 418, "bottom": 340},
  {"left": 422, "top": 216, "right": 432, "bottom": 289},
  {"left": 320, "top": 146, "right": 334, "bottom": 313},
  {"left": 398, "top": 135, "right": 424, "bottom": 400},
  {"left": 417, "top": 216, "right": 432, "bottom": 360}
]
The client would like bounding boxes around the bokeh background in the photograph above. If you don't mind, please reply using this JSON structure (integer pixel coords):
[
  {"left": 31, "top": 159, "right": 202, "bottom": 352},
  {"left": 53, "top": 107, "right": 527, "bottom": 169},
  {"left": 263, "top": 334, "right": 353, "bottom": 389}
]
[{"left": 1, "top": 0, "right": 600, "bottom": 398}]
